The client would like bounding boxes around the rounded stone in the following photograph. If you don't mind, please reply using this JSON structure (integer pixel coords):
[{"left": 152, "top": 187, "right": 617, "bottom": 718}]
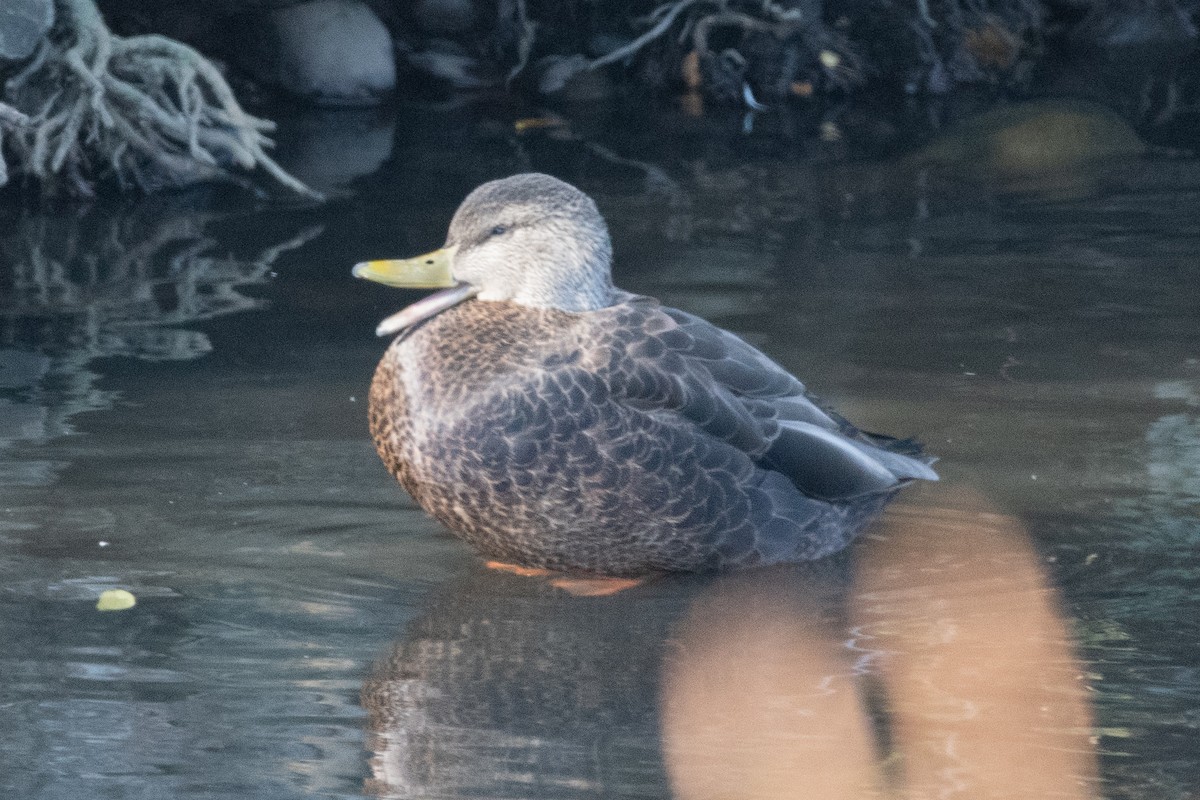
[{"left": 269, "top": 0, "right": 396, "bottom": 106}]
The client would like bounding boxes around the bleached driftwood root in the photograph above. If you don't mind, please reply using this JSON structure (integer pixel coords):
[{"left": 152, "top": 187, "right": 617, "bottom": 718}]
[
  {"left": 0, "top": 101, "right": 32, "bottom": 186},
  {"left": 2, "top": 0, "right": 321, "bottom": 198},
  {"left": 0, "top": 102, "right": 29, "bottom": 127}
]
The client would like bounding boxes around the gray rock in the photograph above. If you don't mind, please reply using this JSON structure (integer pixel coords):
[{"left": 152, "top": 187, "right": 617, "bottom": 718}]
[
  {"left": 0, "top": 0, "right": 55, "bottom": 62},
  {"left": 268, "top": 0, "right": 396, "bottom": 106}
]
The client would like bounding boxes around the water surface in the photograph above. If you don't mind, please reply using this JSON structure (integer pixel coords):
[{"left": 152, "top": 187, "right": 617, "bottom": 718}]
[{"left": 1, "top": 99, "right": 1198, "bottom": 799}]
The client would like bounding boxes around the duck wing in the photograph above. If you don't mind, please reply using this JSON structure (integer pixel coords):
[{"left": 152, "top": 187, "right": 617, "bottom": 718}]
[{"left": 590, "top": 295, "right": 937, "bottom": 502}]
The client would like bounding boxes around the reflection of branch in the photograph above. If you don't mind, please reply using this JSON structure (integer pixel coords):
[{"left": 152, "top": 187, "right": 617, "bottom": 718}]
[
  {"left": 583, "top": 141, "right": 689, "bottom": 207},
  {"left": 0, "top": 201, "right": 324, "bottom": 480},
  {"left": 3, "top": 0, "right": 320, "bottom": 198},
  {"left": 2, "top": 201, "right": 324, "bottom": 360},
  {"left": 506, "top": 0, "right": 536, "bottom": 83},
  {"left": 252, "top": 225, "right": 326, "bottom": 270}
]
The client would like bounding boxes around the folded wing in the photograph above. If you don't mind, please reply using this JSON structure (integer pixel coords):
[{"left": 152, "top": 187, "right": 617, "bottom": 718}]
[{"left": 592, "top": 296, "right": 937, "bottom": 502}]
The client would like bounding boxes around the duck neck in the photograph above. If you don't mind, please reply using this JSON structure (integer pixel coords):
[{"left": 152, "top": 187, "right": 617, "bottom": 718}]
[{"left": 511, "top": 236, "right": 616, "bottom": 312}]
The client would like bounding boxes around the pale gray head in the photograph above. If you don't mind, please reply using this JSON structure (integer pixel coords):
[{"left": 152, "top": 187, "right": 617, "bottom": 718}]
[{"left": 446, "top": 173, "right": 616, "bottom": 311}]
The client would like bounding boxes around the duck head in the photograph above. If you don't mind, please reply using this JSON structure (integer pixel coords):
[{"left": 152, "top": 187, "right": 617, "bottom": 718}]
[{"left": 354, "top": 173, "right": 616, "bottom": 336}]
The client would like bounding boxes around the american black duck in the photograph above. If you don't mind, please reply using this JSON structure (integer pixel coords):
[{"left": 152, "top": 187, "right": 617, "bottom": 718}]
[{"left": 354, "top": 173, "right": 936, "bottom": 576}]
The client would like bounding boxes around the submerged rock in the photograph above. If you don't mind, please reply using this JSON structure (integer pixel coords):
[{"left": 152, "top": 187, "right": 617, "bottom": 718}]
[
  {"left": 0, "top": 0, "right": 55, "bottom": 61},
  {"left": 271, "top": 108, "right": 396, "bottom": 193},
  {"left": 919, "top": 97, "right": 1146, "bottom": 173}
]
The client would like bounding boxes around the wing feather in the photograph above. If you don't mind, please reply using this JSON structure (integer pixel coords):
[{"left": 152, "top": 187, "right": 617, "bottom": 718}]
[{"left": 589, "top": 296, "right": 936, "bottom": 501}]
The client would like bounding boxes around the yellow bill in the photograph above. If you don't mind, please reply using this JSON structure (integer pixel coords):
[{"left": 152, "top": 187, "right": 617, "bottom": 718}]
[
  {"left": 351, "top": 246, "right": 457, "bottom": 288},
  {"left": 352, "top": 245, "right": 478, "bottom": 337}
]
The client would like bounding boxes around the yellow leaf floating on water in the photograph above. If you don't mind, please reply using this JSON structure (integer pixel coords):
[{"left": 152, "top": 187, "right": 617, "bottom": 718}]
[
  {"left": 513, "top": 116, "right": 566, "bottom": 133},
  {"left": 96, "top": 589, "right": 137, "bottom": 612},
  {"left": 1096, "top": 727, "right": 1134, "bottom": 739}
]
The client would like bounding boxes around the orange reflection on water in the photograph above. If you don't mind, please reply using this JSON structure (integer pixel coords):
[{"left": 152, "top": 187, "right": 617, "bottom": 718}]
[
  {"left": 662, "top": 486, "right": 1098, "bottom": 799},
  {"left": 662, "top": 565, "right": 885, "bottom": 799}
]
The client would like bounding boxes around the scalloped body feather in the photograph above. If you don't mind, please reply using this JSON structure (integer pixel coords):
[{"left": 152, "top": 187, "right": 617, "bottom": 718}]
[{"left": 369, "top": 294, "right": 934, "bottom": 576}]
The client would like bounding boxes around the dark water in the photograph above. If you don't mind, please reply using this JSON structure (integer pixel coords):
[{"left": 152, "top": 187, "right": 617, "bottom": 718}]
[{"left": 2, "top": 99, "right": 1198, "bottom": 799}]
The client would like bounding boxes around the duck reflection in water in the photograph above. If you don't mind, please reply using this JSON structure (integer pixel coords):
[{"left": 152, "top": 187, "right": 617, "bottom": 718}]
[{"left": 363, "top": 485, "right": 1098, "bottom": 799}]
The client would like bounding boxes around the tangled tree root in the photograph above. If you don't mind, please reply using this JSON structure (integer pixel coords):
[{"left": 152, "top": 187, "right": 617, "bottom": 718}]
[
  {"left": 1, "top": 0, "right": 320, "bottom": 199},
  {"left": 0, "top": 101, "right": 31, "bottom": 186},
  {"left": 594, "top": 0, "right": 864, "bottom": 105}
]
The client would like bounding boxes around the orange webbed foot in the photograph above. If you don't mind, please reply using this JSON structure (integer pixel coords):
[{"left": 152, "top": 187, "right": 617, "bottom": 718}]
[{"left": 484, "top": 560, "right": 556, "bottom": 578}]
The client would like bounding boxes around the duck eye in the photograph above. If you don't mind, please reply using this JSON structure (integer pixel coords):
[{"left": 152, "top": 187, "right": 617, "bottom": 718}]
[{"left": 490, "top": 225, "right": 508, "bottom": 237}]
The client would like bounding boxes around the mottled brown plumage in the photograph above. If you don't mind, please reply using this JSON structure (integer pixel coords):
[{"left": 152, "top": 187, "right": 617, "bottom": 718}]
[{"left": 362, "top": 173, "right": 936, "bottom": 576}]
